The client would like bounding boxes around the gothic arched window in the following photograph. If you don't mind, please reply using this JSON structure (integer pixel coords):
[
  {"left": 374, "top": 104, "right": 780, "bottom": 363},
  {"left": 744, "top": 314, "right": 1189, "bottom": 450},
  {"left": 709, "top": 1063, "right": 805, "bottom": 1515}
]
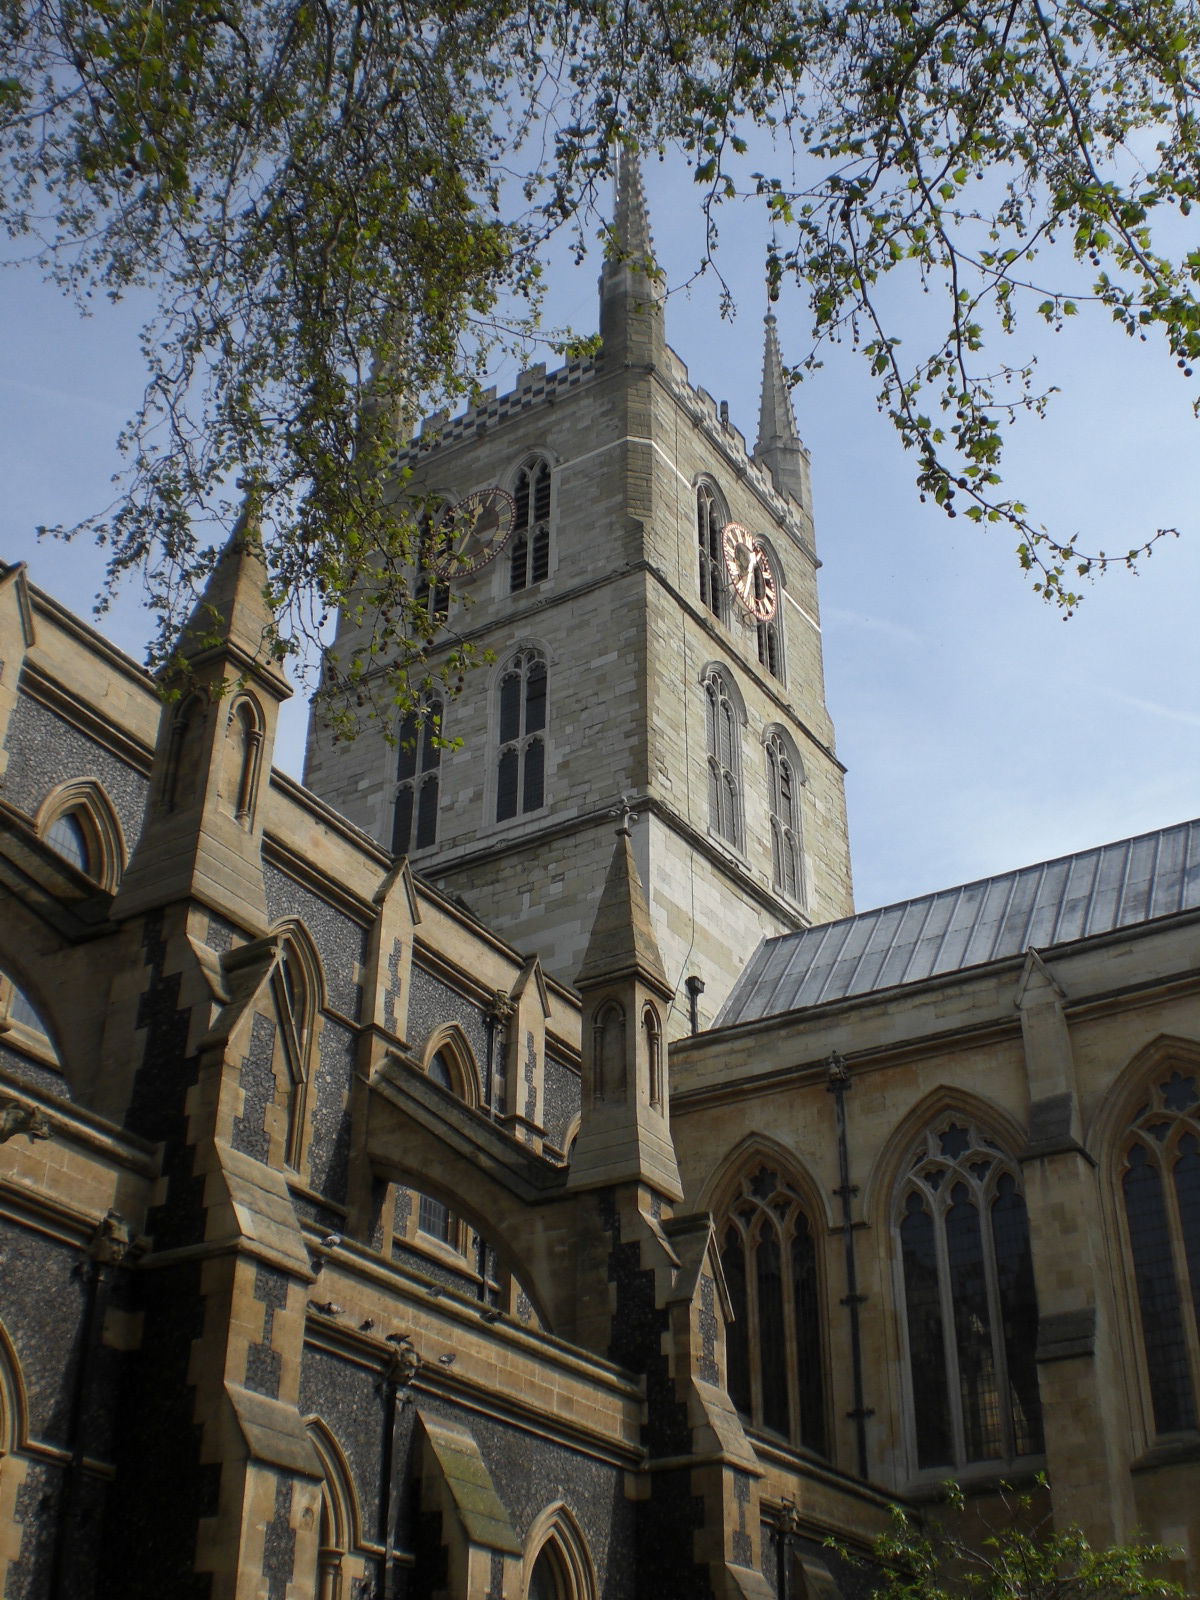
[
  {"left": 766, "top": 733, "right": 804, "bottom": 902},
  {"left": 897, "top": 1119, "right": 1043, "bottom": 1472},
  {"left": 414, "top": 502, "right": 450, "bottom": 623},
  {"left": 496, "top": 649, "right": 547, "bottom": 821},
  {"left": 719, "top": 1163, "right": 826, "bottom": 1454},
  {"left": 593, "top": 1000, "right": 626, "bottom": 1104},
  {"left": 1121, "top": 1069, "right": 1200, "bottom": 1434},
  {"left": 697, "top": 485, "right": 726, "bottom": 621},
  {"left": 511, "top": 458, "right": 552, "bottom": 593},
  {"left": 704, "top": 669, "right": 741, "bottom": 848},
  {"left": 644, "top": 1005, "right": 663, "bottom": 1110},
  {"left": 47, "top": 810, "right": 90, "bottom": 872},
  {"left": 231, "top": 696, "right": 265, "bottom": 826},
  {"left": 392, "top": 700, "right": 443, "bottom": 855},
  {"left": 757, "top": 612, "right": 783, "bottom": 681},
  {"left": 39, "top": 781, "right": 127, "bottom": 891},
  {"left": 274, "top": 939, "right": 315, "bottom": 1170}
]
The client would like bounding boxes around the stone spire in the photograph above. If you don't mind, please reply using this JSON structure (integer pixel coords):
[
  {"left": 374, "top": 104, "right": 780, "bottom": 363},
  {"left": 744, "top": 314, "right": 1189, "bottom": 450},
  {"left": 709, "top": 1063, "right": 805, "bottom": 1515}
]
[
  {"left": 575, "top": 813, "right": 669, "bottom": 996},
  {"left": 611, "top": 145, "right": 657, "bottom": 282},
  {"left": 112, "top": 498, "right": 289, "bottom": 931},
  {"left": 753, "top": 312, "right": 811, "bottom": 510},
  {"left": 569, "top": 816, "right": 681, "bottom": 1201},
  {"left": 599, "top": 146, "right": 665, "bottom": 369},
  {"left": 175, "top": 493, "right": 290, "bottom": 699}
]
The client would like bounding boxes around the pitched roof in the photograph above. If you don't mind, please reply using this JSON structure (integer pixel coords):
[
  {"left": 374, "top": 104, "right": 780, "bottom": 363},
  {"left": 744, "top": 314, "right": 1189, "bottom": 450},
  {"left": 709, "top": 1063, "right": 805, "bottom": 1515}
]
[{"left": 717, "top": 818, "right": 1200, "bottom": 1026}]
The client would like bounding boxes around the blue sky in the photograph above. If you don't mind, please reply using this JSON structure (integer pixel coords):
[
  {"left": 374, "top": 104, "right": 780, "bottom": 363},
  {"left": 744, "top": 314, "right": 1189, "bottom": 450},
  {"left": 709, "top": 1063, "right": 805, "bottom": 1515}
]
[{"left": 3, "top": 154, "right": 1198, "bottom": 912}]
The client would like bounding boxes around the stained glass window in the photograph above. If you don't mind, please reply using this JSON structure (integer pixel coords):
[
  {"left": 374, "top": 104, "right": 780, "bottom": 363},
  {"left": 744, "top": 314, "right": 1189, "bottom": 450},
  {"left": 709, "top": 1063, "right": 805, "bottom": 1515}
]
[
  {"left": 898, "top": 1120, "right": 1043, "bottom": 1471},
  {"left": 719, "top": 1164, "right": 826, "bottom": 1454},
  {"left": 1122, "top": 1072, "right": 1200, "bottom": 1433}
]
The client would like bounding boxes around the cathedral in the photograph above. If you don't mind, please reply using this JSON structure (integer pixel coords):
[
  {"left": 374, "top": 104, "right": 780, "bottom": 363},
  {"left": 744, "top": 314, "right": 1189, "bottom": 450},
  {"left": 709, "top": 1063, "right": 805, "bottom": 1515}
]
[{"left": 1, "top": 152, "right": 1198, "bottom": 1600}]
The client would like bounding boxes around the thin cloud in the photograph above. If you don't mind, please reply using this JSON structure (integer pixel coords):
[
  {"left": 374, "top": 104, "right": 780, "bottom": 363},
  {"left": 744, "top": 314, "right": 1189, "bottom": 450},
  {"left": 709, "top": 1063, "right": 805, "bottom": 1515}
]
[
  {"left": 0, "top": 374, "right": 123, "bottom": 418},
  {"left": 825, "top": 606, "right": 924, "bottom": 646},
  {"left": 1108, "top": 690, "right": 1200, "bottom": 729}
]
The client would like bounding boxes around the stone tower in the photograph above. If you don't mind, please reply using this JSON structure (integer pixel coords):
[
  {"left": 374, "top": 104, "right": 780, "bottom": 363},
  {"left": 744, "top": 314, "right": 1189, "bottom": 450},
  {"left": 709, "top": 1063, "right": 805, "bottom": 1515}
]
[{"left": 303, "top": 151, "right": 853, "bottom": 1031}]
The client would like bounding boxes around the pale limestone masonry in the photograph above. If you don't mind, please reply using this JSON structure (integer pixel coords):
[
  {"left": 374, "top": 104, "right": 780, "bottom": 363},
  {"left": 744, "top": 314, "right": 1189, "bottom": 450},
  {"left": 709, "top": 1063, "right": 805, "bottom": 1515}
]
[{"left": 305, "top": 165, "right": 853, "bottom": 1028}]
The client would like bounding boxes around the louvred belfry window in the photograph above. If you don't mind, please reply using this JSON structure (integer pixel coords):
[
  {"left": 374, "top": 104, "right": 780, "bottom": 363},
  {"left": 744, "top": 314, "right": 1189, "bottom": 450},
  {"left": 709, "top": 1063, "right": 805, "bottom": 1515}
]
[
  {"left": 1121, "top": 1069, "right": 1200, "bottom": 1434},
  {"left": 766, "top": 733, "right": 803, "bottom": 902},
  {"left": 719, "top": 1164, "right": 826, "bottom": 1454},
  {"left": 510, "top": 459, "right": 552, "bottom": 592},
  {"left": 496, "top": 649, "right": 547, "bottom": 821},
  {"left": 704, "top": 669, "right": 740, "bottom": 847},
  {"left": 697, "top": 485, "right": 726, "bottom": 620},
  {"left": 898, "top": 1120, "right": 1043, "bottom": 1471}
]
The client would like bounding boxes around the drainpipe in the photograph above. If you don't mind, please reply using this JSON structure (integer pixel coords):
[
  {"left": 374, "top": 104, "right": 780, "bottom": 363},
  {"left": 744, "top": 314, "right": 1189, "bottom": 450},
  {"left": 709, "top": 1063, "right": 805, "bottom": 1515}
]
[
  {"left": 376, "top": 1336, "right": 420, "bottom": 1600},
  {"left": 826, "top": 1052, "right": 872, "bottom": 1478},
  {"left": 480, "top": 992, "right": 514, "bottom": 1300},
  {"left": 50, "top": 1210, "right": 134, "bottom": 1600},
  {"left": 685, "top": 975, "right": 705, "bottom": 1036}
]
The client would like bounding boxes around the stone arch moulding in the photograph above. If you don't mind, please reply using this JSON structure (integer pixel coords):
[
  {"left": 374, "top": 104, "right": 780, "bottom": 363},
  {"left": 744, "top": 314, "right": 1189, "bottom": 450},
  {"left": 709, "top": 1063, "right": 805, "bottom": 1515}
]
[
  {"left": 752, "top": 531, "right": 789, "bottom": 593},
  {"left": 367, "top": 1142, "right": 554, "bottom": 1333},
  {"left": 1090, "top": 1031, "right": 1200, "bottom": 1447},
  {"left": 0, "top": 950, "right": 66, "bottom": 1078},
  {"left": 861, "top": 1082, "right": 1027, "bottom": 1231},
  {"left": 693, "top": 473, "right": 731, "bottom": 516},
  {"left": 487, "top": 635, "right": 556, "bottom": 690},
  {"left": 305, "top": 1415, "right": 365, "bottom": 1555},
  {"left": 522, "top": 1501, "right": 599, "bottom": 1600},
  {"left": 696, "top": 660, "right": 748, "bottom": 725},
  {"left": 760, "top": 723, "right": 807, "bottom": 778},
  {"left": 227, "top": 691, "right": 266, "bottom": 827},
  {"left": 421, "top": 1021, "right": 482, "bottom": 1109},
  {"left": 0, "top": 1316, "right": 30, "bottom": 1455},
  {"left": 1085, "top": 1032, "right": 1200, "bottom": 1160},
  {"left": 698, "top": 1129, "right": 835, "bottom": 1235},
  {"left": 35, "top": 778, "right": 127, "bottom": 892}
]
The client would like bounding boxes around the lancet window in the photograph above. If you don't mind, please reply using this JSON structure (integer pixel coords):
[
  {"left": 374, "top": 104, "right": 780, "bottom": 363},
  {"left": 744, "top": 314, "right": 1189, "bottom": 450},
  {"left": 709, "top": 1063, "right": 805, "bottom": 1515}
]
[
  {"left": 1121, "top": 1068, "right": 1200, "bottom": 1434},
  {"left": 897, "top": 1119, "right": 1043, "bottom": 1471},
  {"left": 757, "top": 612, "right": 783, "bottom": 680},
  {"left": 704, "top": 668, "right": 741, "bottom": 848},
  {"left": 392, "top": 700, "right": 443, "bottom": 855},
  {"left": 697, "top": 485, "right": 726, "bottom": 620},
  {"left": 511, "top": 458, "right": 552, "bottom": 593},
  {"left": 766, "top": 734, "right": 803, "bottom": 902},
  {"left": 719, "top": 1164, "right": 826, "bottom": 1454},
  {"left": 496, "top": 649, "right": 548, "bottom": 821}
]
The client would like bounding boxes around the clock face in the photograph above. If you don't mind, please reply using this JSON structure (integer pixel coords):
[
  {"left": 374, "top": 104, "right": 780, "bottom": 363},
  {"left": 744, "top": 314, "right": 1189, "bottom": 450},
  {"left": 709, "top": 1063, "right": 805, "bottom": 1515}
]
[
  {"left": 431, "top": 488, "right": 516, "bottom": 578},
  {"left": 721, "top": 522, "right": 778, "bottom": 621}
]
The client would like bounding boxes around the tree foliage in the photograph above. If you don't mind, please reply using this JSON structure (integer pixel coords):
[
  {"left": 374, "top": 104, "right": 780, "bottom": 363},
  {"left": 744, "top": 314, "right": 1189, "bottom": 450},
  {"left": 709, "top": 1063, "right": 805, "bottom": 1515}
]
[
  {"left": 3, "top": 0, "right": 1199, "bottom": 714},
  {"left": 846, "top": 1479, "right": 1184, "bottom": 1600}
]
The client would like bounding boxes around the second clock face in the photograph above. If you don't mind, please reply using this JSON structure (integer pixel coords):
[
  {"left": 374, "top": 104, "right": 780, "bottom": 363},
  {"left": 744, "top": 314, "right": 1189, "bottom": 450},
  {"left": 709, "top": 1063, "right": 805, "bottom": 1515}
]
[
  {"left": 431, "top": 487, "right": 517, "bottom": 578},
  {"left": 721, "top": 522, "right": 778, "bottom": 620}
]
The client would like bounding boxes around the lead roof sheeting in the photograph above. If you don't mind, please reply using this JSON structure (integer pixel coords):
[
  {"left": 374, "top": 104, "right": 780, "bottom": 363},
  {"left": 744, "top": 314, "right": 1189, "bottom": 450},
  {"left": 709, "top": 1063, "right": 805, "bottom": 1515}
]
[{"left": 717, "top": 818, "right": 1200, "bottom": 1027}]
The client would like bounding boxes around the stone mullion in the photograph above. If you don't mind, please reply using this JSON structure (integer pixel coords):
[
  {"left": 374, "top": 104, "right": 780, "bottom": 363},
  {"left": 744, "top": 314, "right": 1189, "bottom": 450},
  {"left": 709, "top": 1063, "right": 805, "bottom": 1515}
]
[{"left": 1163, "top": 1130, "right": 1200, "bottom": 1413}]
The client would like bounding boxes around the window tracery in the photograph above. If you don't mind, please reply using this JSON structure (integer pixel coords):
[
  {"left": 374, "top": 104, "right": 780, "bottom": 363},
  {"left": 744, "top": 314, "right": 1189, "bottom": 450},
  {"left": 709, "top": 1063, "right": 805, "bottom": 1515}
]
[
  {"left": 719, "top": 1163, "right": 826, "bottom": 1453},
  {"left": 37, "top": 780, "right": 126, "bottom": 891},
  {"left": 392, "top": 700, "right": 443, "bottom": 855},
  {"left": 1121, "top": 1068, "right": 1200, "bottom": 1434},
  {"left": 897, "top": 1119, "right": 1043, "bottom": 1471},
  {"left": 704, "top": 669, "right": 741, "bottom": 848},
  {"left": 496, "top": 649, "right": 547, "bottom": 821},
  {"left": 511, "top": 458, "right": 552, "bottom": 592}
]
